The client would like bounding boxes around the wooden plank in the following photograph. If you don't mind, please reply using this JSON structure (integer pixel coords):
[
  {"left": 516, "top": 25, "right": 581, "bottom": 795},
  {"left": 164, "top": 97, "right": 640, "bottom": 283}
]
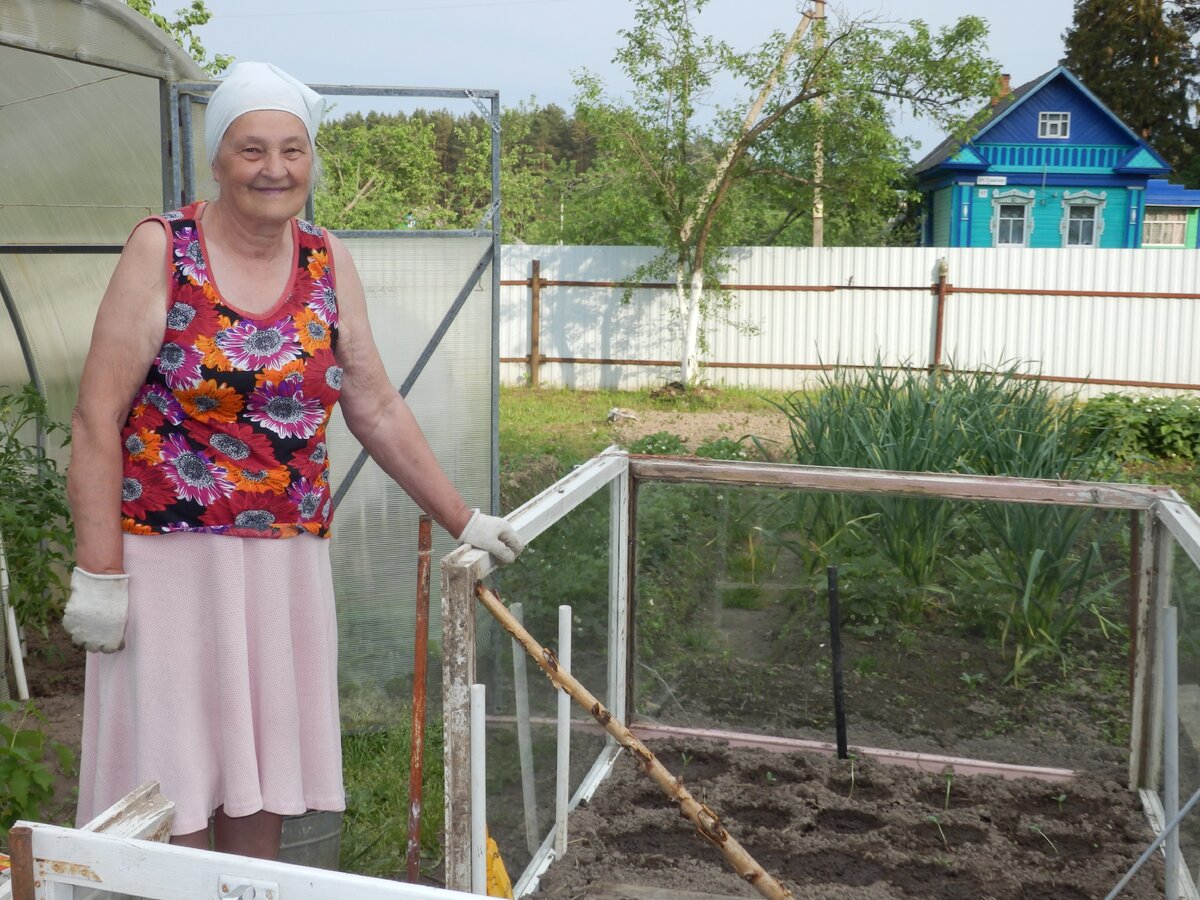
[
  {"left": 506, "top": 449, "right": 628, "bottom": 545},
  {"left": 1156, "top": 492, "right": 1200, "bottom": 572},
  {"left": 441, "top": 557, "right": 478, "bottom": 893},
  {"left": 630, "top": 457, "right": 1169, "bottom": 510},
  {"left": 79, "top": 781, "right": 174, "bottom": 842},
  {"left": 1131, "top": 514, "right": 1166, "bottom": 790}
]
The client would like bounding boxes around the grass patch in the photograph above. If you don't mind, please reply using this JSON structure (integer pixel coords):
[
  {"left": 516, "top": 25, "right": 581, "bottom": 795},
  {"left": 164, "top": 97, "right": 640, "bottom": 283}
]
[{"left": 340, "top": 719, "right": 444, "bottom": 881}]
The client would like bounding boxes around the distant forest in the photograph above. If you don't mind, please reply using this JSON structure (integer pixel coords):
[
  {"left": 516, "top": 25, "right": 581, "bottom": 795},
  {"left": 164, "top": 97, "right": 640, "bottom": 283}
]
[{"left": 314, "top": 103, "right": 920, "bottom": 247}]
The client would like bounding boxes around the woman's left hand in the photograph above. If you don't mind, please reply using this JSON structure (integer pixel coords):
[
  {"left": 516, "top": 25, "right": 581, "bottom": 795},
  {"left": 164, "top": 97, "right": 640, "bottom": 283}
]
[{"left": 458, "top": 510, "right": 526, "bottom": 565}]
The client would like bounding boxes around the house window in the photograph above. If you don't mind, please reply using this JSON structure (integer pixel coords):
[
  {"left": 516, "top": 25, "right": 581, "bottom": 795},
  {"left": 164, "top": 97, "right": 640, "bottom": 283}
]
[
  {"left": 997, "top": 205, "right": 1027, "bottom": 245},
  {"left": 990, "top": 189, "right": 1035, "bottom": 247},
  {"left": 1066, "top": 206, "right": 1096, "bottom": 245},
  {"left": 1143, "top": 207, "right": 1188, "bottom": 246},
  {"left": 1039, "top": 112, "right": 1071, "bottom": 139},
  {"left": 1060, "top": 190, "right": 1107, "bottom": 247}
]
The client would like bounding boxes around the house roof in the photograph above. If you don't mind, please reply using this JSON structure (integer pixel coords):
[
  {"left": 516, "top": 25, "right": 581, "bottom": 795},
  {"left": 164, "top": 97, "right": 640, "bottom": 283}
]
[
  {"left": 913, "top": 66, "right": 1167, "bottom": 176},
  {"left": 1145, "top": 178, "right": 1200, "bottom": 207}
]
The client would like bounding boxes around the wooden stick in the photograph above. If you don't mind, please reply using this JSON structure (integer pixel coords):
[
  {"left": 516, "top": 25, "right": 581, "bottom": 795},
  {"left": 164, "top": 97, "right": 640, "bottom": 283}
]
[{"left": 474, "top": 583, "right": 794, "bottom": 900}]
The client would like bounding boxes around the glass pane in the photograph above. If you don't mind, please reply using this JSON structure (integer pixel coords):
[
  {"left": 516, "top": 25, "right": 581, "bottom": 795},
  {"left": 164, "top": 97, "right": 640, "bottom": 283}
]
[
  {"left": 484, "top": 488, "right": 614, "bottom": 876},
  {"left": 629, "top": 481, "right": 1132, "bottom": 766}
]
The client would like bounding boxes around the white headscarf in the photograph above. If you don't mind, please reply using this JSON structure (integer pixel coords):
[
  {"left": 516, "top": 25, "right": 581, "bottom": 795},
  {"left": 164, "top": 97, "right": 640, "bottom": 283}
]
[{"left": 204, "top": 62, "right": 325, "bottom": 166}]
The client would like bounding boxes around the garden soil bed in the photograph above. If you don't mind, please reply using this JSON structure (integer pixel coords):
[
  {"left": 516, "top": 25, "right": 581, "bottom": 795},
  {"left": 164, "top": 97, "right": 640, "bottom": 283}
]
[{"left": 532, "top": 737, "right": 1164, "bottom": 899}]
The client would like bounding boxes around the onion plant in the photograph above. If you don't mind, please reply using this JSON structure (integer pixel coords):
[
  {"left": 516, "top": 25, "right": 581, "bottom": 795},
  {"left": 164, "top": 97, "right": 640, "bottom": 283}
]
[{"left": 774, "top": 361, "right": 1123, "bottom": 679}]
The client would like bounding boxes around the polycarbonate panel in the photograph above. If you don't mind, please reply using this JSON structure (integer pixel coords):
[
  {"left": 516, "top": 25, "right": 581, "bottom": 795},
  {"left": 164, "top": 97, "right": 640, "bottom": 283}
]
[
  {"left": 0, "top": 252, "right": 120, "bottom": 463},
  {"left": 0, "top": 0, "right": 204, "bottom": 81},
  {"left": 330, "top": 236, "right": 494, "bottom": 725}
]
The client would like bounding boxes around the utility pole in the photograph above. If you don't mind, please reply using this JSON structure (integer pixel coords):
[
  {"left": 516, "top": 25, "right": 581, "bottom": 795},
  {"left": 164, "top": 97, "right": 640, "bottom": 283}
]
[{"left": 812, "top": 0, "right": 826, "bottom": 248}]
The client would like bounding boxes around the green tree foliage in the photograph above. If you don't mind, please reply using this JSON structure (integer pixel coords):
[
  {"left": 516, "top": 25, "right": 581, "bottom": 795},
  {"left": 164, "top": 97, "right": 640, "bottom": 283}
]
[
  {"left": 572, "top": 0, "right": 998, "bottom": 382},
  {"left": 313, "top": 104, "right": 592, "bottom": 241},
  {"left": 1063, "top": 0, "right": 1199, "bottom": 184},
  {"left": 123, "top": 0, "right": 231, "bottom": 75}
]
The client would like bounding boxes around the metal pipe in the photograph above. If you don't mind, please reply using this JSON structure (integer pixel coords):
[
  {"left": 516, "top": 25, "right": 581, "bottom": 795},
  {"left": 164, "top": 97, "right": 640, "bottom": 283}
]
[
  {"left": 406, "top": 515, "right": 433, "bottom": 882},
  {"left": 7, "top": 824, "right": 34, "bottom": 900},
  {"left": 470, "top": 683, "right": 487, "bottom": 895},
  {"left": 1106, "top": 783, "right": 1200, "bottom": 899},
  {"left": 1164, "top": 605, "right": 1180, "bottom": 898},
  {"left": 554, "top": 604, "right": 572, "bottom": 857},
  {"left": 509, "top": 602, "right": 540, "bottom": 856}
]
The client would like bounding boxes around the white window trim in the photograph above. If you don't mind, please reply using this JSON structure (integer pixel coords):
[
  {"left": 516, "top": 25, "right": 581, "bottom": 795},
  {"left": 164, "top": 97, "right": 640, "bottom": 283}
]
[
  {"left": 989, "top": 189, "right": 1036, "bottom": 247},
  {"left": 1039, "top": 111, "right": 1071, "bottom": 139},
  {"left": 1059, "top": 190, "right": 1107, "bottom": 248}
]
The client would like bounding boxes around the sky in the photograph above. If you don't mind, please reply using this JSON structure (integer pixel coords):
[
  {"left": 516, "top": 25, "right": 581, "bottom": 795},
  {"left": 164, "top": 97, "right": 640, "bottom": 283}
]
[{"left": 194, "top": 0, "right": 1077, "bottom": 156}]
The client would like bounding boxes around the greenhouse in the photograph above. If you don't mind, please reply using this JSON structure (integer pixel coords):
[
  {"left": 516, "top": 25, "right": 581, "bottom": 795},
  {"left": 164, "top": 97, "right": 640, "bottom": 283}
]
[{"left": 0, "top": 0, "right": 499, "bottom": 720}]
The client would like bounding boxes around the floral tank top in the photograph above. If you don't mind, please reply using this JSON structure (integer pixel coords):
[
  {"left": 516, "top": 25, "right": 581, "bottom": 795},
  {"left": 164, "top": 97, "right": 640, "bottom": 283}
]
[{"left": 119, "top": 201, "right": 342, "bottom": 539}]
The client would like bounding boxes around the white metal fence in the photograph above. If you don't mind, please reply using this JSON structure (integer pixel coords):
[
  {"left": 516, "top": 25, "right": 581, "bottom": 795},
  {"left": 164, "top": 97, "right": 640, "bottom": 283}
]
[{"left": 499, "top": 245, "right": 1200, "bottom": 396}]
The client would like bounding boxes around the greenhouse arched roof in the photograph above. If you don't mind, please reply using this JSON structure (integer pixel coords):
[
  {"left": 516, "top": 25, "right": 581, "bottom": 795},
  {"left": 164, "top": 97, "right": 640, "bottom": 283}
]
[{"left": 0, "top": 0, "right": 209, "bottom": 422}]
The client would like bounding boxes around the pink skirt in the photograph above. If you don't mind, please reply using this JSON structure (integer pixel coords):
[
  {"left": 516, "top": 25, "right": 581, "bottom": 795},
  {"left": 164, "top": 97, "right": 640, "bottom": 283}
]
[{"left": 77, "top": 532, "right": 345, "bottom": 836}]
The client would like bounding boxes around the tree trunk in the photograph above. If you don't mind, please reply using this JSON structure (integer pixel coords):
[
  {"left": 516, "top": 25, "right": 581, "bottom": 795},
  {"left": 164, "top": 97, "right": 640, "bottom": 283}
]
[{"left": 681, "top": 267, "right": 704, "bottom": 384}]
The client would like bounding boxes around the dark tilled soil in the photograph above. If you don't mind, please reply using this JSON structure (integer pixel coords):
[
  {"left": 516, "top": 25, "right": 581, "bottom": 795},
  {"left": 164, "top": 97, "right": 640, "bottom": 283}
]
[{"left": 532, "top": 738, "right": 1164, "bottom": 899}]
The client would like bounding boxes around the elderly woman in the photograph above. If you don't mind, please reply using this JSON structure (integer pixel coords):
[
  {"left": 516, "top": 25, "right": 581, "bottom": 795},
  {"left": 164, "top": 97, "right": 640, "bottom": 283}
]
[{"left": 62, "top": 62, "right": 523, "bottom": 859}]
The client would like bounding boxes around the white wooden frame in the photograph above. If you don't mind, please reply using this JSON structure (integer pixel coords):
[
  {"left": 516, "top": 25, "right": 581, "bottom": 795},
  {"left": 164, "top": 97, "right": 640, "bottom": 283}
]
[
  {"left": 7, "top": 822, "right": 477, "bottom": 900},
  {"left": 440, "top": 447, "right": 630, "bottom": 892},
  {"left": 442, "top": 449, "right": 1200, "bottom": 897}
]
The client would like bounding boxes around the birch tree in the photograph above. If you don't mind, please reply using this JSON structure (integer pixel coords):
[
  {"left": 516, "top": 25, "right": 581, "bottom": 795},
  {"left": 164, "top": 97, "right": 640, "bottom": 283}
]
[{"left": 575, "top": 0, "right": 998, "bottom": 385}]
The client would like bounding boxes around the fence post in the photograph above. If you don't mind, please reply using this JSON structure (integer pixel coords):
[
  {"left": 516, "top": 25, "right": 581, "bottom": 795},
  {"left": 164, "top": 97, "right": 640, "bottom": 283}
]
[
  {"left": 530, "top": 259, "right": 542, "bottom": 387},
  {"left": 930, "top": 257, "right": 950, "bottom": 373}
]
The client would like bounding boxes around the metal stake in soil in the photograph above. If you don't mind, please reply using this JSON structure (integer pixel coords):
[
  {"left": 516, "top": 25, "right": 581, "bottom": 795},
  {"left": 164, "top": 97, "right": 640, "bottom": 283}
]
[
  {"left": 406, "top": 516, "right": 433, "bottom": 882},
  {"left": 827, "top": 565, "right": 848, "bottom": 760},
  {"left": 474, "top": 582, "right": 794, "bottom": 900}
]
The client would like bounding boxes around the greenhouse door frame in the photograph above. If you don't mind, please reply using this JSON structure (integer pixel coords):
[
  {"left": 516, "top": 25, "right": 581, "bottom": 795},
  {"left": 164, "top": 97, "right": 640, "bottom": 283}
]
[{"left": 165, "top": 80, "right": 503, "bottom": 513}]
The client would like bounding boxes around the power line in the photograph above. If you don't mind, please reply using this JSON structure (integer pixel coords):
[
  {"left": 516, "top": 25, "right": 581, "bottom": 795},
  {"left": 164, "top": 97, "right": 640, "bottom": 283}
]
[{"left": 214, "top": 0, "right": 582, "bottom": 18}]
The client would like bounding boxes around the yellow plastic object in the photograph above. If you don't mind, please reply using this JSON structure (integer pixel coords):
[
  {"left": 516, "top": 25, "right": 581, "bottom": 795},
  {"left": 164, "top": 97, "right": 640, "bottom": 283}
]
[{"left": 486, "top": 832, "right": 513, "bottom": 898}]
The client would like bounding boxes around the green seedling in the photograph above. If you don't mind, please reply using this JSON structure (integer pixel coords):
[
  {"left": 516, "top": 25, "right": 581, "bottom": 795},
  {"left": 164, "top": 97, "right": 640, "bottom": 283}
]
[
  {"left": 959, "top": 671, "right": 985, "bottom": 689},
  {"left": 926, "top": 814, "right": 950, "bottom": 852},
  {"left": 943, "top": 770, "right": 954, "bottom": 811},
  {"left": 847, "top": 752, "right": 859, "bottom": 800},
  {"left": 1030, "top": 823, "right": 1058, "bottom": 855},
  {"left": 765, "top": 771, "right": 777, "bottom": 785},
  {"left": 1051, "top": 792, "right": 1066, "bottom": 814}
]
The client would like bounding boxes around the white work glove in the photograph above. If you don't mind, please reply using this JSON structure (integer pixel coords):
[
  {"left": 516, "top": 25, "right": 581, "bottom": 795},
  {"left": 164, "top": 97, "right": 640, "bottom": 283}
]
[
  {"left": 458, "top": 509, "right": 526, "bottom": 565},
  {"left": 62, "top": 567, "right": 130, "bottom": 653}
]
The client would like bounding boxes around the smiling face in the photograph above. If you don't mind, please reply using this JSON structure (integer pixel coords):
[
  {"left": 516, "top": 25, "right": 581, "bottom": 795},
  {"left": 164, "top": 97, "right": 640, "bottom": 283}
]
[{"left": 211, "top": 109, "right": 313, "bottom": 225}]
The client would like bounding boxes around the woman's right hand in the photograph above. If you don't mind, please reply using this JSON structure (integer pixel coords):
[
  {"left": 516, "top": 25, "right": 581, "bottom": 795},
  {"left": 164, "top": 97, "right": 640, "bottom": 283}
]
[{"left": 62, "top": 567, "right": 130, "bottom": 653}]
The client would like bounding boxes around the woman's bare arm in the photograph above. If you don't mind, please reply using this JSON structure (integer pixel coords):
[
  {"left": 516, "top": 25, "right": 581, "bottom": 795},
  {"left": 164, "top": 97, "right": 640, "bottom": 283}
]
[{"left": 68, "top": 221, "right": 170, "bottom": 574}]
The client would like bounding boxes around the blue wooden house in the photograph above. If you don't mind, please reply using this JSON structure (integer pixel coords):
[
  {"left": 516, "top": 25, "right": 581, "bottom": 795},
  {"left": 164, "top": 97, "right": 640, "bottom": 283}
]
[{"left": 915, "top": 66, "right": 1200, "bottom": 248}]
